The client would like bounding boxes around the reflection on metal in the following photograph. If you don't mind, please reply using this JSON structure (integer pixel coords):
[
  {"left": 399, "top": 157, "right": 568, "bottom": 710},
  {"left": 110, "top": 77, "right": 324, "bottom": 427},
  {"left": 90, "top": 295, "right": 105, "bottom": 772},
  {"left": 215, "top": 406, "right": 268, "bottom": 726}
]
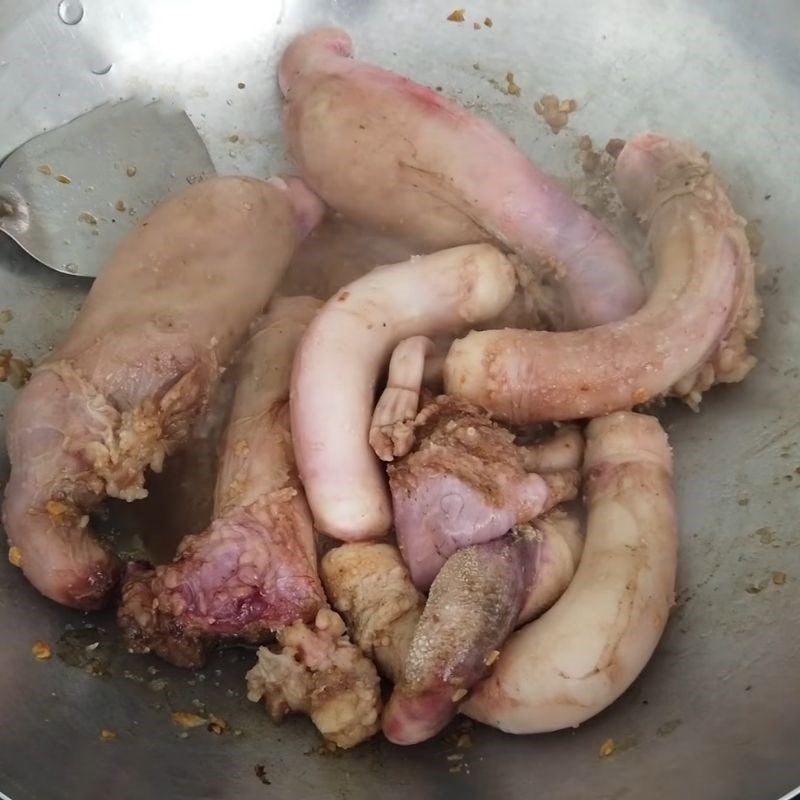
[{"left": 0, "top": 100, "right": 214, "bottom": 276}]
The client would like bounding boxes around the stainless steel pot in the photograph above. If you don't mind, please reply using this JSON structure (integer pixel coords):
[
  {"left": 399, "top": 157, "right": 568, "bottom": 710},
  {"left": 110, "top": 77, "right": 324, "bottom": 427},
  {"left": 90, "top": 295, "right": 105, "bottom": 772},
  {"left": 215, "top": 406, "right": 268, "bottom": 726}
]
[{"left": 1, "top": 2, "right": 799, "bottom": 798}]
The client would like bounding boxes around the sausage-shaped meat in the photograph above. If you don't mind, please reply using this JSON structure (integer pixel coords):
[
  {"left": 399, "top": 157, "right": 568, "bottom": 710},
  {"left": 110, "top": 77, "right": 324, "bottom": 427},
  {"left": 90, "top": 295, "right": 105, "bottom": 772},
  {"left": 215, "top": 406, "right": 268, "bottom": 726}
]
[
  {"left": 279, "top": 27, "right": 644, "bottom": 330},
  {"left": 444, "top": 134, "right": 761, "bottom": 424},
  {"left": 462, "top": 411, "right": 678, "bottom": 733},
  {"left": 291, "top": 243, "right": 517, "bottom": 542},
  {"left": 3, "top": 176, "right": 323, "bottom": 609}
]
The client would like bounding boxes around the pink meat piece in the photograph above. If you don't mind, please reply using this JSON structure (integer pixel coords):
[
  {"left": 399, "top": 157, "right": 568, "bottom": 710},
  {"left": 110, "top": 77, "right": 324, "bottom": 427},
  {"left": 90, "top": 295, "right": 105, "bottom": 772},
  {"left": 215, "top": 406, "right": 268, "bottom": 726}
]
[
  {"left": 388, "top": 396, "right": 549, "bottom": 589},
  {"left": 383, "top": 533, "right": 533, "bottom": 745},
  {"left": 278, "top": 27, "right": 645, "bottom": 331},
  {"left": 2, "top": 177, "right": 321, "bottom": 610},
  {"left": 382, "top": 510, "right": 584, "bottom": 744},
  {"left": 444, "top": 133, "right": 762, "bottom": 424},
  {"left": 290, "top": 244, "right": 517, "bottom": 543},
  {"left": 118, "top": 298, "right": 325, "bottom": 667}
]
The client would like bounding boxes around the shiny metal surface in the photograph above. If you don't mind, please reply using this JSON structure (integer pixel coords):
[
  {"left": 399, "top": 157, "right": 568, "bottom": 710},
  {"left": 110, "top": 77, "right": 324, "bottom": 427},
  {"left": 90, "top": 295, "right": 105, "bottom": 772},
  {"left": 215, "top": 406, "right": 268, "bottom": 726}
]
[
  {"left": 0, "top": 100, "right": 215, "bottom": 276},
  {"left": 1, "top": 1, "right": 799, "bottom": 799}
]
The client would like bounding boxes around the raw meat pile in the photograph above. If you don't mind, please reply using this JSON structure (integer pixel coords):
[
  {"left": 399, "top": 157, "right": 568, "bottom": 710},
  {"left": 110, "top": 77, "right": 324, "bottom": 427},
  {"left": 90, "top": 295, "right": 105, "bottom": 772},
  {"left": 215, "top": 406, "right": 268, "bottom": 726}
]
[{"left": 1, "top": 28, "right": 761, "bottom": 749}]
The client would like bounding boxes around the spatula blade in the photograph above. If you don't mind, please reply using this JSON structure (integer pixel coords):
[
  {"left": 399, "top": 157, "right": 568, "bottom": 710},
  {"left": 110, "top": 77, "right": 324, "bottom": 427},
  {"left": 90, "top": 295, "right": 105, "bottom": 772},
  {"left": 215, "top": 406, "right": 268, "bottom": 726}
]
[{"left": 0, "top": 99, "right": 215, "bottom": 278}]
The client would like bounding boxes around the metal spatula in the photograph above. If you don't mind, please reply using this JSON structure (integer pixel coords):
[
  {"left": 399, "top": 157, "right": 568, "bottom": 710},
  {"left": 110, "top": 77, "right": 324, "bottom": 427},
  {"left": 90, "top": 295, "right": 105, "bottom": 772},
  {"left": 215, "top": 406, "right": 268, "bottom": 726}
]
[{"left": 0, "top": 99, "right": 215, "bottom": 278}]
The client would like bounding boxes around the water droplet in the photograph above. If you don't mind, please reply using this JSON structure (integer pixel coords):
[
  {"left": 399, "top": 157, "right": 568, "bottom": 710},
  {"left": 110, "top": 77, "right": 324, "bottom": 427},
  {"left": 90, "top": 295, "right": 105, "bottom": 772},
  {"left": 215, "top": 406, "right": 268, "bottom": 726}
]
[
  {"left": 91, "top": 63, "right": 112, "bottom": 75},
  {"left": 57, "top": 0, "right": 84, "bottom": 25}
]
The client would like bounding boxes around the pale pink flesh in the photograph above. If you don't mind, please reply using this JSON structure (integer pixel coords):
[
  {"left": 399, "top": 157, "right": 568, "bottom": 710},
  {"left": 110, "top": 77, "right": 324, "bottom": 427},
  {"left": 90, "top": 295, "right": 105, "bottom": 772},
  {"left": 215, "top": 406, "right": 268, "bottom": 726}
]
[
  {"left": 369, "top": 335, "right": 435, "bottom": 462},
  {"left": 2, "top": 368, "right": 121, "bottom": 609},
  {"left": 383, "top": 513, "right": 584, "bottom": 745},
  {"left": 118, "top": 298, "right": 325, "bottom": 667},
  {"left": 463, "top": 412, "right": 677, "bottom": 733},
  {"left": 444, "top": 133, "right": 761, "bottom": 425},
  {"left": 290, "top": 244, "right": 517, "bottom": 542},
  {"left": 392, "top": 472, "right": 547, "bottom": 591},
  {"left": 520, "top": 426, "right": 585, "bottom": 473},
  {"left": 278, "top": 27, "right": 644, "bottom": 330},
  {"left": 3, "top": 177, "right": 319, "bottom": 610},
  {"left": 387, "top": 396, "right": 549, "bottom": 590},
  {"left": 516, "top": 510, "right": 585, "bottom": 625}
]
